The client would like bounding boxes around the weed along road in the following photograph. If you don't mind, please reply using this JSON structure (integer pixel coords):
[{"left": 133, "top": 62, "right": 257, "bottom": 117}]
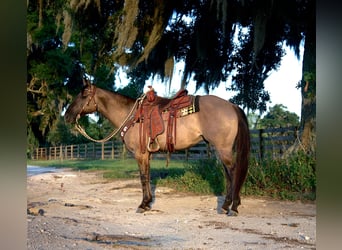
[{"left": 27, "top": 169, "right": 316, "bottom": 249}]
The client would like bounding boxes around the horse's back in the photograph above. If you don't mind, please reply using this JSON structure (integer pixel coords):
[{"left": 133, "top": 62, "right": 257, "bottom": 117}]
[
  {"left": 198, "top": 95, "right": 239, "bottom": 120},
  {"left": 196, "top": 95, "right": 239, "bottom": 146}
]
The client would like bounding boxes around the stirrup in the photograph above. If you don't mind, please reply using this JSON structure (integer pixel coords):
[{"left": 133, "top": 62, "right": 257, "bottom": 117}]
[{"left": 147, "top": 137, "right": 160, "bottom": 152}]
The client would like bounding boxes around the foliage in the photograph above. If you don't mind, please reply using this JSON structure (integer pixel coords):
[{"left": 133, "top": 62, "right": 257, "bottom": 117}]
[
  {"left": 27, "top": 0, "right": 315, "bottom": 150},
  {"left": 155, "top": 159, "right": 225, "bottom": 195},
  {"left": 46, "top": 115, "right": 87, "bottom": 146},
  {"left": 245, "top": 152, "right": 316, "bottom": 200},
  {"left": 258, "top": 104, "right": 300, "bottom": 129},
  {"left": 45, "top": 114, "right": 117, "bottom": 146},
  {"left": 115, "top": 82, "right": 144, "bottom": 99},
  {"left": 27, "top": 0, "right": 118, "bottom": 147}
]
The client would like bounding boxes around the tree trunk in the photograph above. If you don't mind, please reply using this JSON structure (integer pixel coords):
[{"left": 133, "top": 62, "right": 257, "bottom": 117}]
[
  {"left": 299, "top": 9, "right": 316, "bottom": 154},
  {"left": 38, "top": 0, "right": 43, "bottom": 28}
]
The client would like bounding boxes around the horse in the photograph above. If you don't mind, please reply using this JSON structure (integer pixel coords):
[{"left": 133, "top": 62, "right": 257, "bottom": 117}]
[{"left": 64, "top": 81, "right": 250, "bottom": 216}]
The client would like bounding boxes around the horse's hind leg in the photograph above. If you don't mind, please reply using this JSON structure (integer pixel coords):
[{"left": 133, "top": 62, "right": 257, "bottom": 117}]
[
  {"left": 218, "top": 149, "right": 242, "bottom": 216},
  {"left": 217, "top": 150, "right": 234, "bottom": 213},
  {"left": 135, "top": 153, "right": 153, "bottom": 213},
  {"left": 230, "top": 159, "right": 248, "bottom": 215},
  {"left": 221, "top": 164, "right": 233, "bottom": 213}
]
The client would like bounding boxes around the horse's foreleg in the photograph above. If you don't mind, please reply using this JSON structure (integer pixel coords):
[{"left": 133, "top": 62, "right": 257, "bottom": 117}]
[{"left": 136, "top": 153, "right": 153, "bottom": 213}]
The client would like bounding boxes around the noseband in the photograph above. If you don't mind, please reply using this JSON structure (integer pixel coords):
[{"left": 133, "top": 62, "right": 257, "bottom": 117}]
[{"left": 76, "top": 85, "right": 98, "bottom": 120}]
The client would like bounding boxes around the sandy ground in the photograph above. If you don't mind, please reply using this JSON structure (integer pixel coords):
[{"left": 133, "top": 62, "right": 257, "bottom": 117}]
[{"left": 27, "top": 169, "right": 316, "bottom": 249}]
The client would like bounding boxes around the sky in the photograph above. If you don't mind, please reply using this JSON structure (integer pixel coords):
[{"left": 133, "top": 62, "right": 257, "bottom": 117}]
[{"left": 116, "top": 45, "right": 304, "bottom": 118}]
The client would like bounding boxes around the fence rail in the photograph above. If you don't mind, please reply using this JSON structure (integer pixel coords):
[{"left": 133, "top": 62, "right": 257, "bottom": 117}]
[{"left": 31, "top": 127, "right": 298, "bottom": 161}]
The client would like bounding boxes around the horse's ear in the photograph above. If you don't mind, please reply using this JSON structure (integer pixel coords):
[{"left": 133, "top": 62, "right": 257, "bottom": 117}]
[{"left": 83, "top": 78, "right": 91, "bottom": 87}]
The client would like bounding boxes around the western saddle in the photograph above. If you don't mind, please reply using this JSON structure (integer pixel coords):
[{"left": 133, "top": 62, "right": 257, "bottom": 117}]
[{"left": 120, "top": 86, "right": 199, "bottom": 153}]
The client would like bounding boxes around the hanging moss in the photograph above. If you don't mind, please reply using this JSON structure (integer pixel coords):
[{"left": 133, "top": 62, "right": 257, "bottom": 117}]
[
  {"left": 62, "top": 10, "right": 72, "bottom": 49},
  {"left": 135, "top": 0, "right": 169, "bottom": 65},
  {"left": 113, "top": 0, "right": 139, "bottom": 64}
]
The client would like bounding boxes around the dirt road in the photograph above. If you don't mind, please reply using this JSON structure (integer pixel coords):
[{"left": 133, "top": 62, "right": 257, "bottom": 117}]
[{"left": 27, "top": 170, "right": 316, "bottom": 249}]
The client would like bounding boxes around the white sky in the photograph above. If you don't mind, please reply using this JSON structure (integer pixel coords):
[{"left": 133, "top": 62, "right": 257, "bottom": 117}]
[{"left": 116, "top": 45, "right": 303, "bottom": 118}]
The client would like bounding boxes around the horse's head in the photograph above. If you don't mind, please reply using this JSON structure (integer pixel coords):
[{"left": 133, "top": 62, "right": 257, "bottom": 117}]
[{"left": 64, "top": 80, "right": 98, "bottom": 124}]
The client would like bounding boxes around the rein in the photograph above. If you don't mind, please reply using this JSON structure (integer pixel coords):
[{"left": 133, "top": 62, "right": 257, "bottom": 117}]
[{"left": 74, "top": 88, "right": 146, "bottom": 143}]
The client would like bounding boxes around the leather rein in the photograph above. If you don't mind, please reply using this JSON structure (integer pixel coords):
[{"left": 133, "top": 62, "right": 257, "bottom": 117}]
[{"left": 74, "top": 86, "right": 146, "bottom": 143}]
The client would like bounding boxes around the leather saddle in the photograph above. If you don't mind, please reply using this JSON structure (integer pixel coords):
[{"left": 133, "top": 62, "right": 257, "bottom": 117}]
[{"left": 121, "top": 86, "right": 199, "bottom": 153}]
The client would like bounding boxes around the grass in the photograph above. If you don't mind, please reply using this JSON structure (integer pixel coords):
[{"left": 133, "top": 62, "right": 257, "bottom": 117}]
[
  {"left": 27, "top": 152, "right": 316, "bottom": 201},
  {"left": 27, "top": 159, "right": 185, "bottom": 180},
  {"left": 244, "top": 152, "right": 316, "bottom": 200}
]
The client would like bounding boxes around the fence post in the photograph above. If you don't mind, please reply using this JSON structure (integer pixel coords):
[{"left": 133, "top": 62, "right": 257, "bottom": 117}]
[
  {"left": 93, "top": 143, "right": 96, "bottom": 159},
  {"left": 111, "top": 141, "right": 114, "bottom": 159},
  {"left": 206, "top": 143, "right": 212, "bottom": 158},
  {"left": 122, "top": 144, "right": 126, "bottom": 159},
  {"left": 259, "top": 129, "right": 264, "bottom": 159},
  {"left": 59, "top": 145, "right": 63, "bottom": 160},
  {"left": 71, "top": 145, "right": 73, "bottom": 160},
  {"left": 185, "top": 149, "right": 189, "bottom": 161},
  {"left": 101, "top": 142, "right": 104, "bottom": 160}
]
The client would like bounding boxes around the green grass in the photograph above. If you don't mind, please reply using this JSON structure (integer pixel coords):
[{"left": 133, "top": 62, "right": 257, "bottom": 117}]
[
  {"left": 28, "top": 152, "right": 316, "bottom": 201},
  {"left": 27, "top": 159, "right": 185, "bottom": 180},
  {"left": 154, "top": 159, "right": 225, "bottom": 195}
]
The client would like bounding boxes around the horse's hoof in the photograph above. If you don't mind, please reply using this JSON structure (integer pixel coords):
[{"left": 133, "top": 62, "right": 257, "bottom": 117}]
[
  {"left": 136, "top": 207, "right": 146, "bottom": 213},
  {"left": 227, "top": 210, "right": 238, "bottom": 216},
  {"left": 219, "top": 207, "right": 228, "bottom": 214},
  {"left": 136, "top": 205, "right": 151, "bottom": 213}
]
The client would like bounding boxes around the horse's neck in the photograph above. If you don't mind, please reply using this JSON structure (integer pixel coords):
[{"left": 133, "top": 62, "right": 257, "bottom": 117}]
[{"left": 96, "top": 88, "right": 135, "bottom": 127}]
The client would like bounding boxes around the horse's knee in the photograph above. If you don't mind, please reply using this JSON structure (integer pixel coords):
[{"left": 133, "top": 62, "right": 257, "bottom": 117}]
[{"left": 140, "top": 173, "right": 150, "bottom": 184}]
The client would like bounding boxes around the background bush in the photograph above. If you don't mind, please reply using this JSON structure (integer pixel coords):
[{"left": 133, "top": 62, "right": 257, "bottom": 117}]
[{"left": 156, "top": 152, "right": 316, "bottom": 201}]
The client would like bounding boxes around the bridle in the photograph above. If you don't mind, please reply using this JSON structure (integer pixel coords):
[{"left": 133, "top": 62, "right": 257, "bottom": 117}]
[
  {"left": 74, "top": 85, "right": 146, "bottom": 143},
  {"left": 76, "top": 85, "right": 98, "bottom": 121}
]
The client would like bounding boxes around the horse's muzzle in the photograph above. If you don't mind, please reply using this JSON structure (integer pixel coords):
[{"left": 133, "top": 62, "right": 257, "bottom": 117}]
[{"left": 64, "top": 112, "right": 76, "bottom": 124}]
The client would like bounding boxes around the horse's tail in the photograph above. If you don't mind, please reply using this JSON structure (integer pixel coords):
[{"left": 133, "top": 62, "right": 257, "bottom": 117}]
[{"left": 233, "top": 105, "right": 250, "bottom": 189}]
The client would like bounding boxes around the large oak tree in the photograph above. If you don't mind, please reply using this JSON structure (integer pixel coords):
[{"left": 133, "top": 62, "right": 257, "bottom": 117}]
[{"left": 27, "top": 0, "right": 315, "bottom": 154}]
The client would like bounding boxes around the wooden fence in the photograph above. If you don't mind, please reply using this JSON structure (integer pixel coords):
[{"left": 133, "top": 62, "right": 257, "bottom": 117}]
[
  {"left": 30, "top": 127, "right": 298, "bottom": 161},
  {"left": 250, "top": 126, "right": 298, "bottom": 159}
]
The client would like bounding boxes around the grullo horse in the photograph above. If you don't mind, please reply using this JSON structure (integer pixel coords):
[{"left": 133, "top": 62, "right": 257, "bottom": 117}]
[{"left": 65, "top": 81, "right": 250, "bottom": 216}]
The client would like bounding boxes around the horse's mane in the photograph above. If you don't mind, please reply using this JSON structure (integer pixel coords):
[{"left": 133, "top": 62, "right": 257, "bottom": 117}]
[{"left": 112, "top": 90, "right": 137, "bottom": 104}]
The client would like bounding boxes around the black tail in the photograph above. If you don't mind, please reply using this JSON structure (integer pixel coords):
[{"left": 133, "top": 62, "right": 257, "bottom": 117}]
[{"left": 233, "top": 106, "right": 250, "bottom": 189}]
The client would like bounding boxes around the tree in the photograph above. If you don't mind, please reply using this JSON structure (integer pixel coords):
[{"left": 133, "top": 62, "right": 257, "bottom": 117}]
[
  {"left": 27, "top": 0, "right": 315, "bottom": 154},
  {"left": 258, "top": 104, "right": 300, "bottom": 129},
  {"left": 27, "top": 0, "right": 117, "bottom": 148}
]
